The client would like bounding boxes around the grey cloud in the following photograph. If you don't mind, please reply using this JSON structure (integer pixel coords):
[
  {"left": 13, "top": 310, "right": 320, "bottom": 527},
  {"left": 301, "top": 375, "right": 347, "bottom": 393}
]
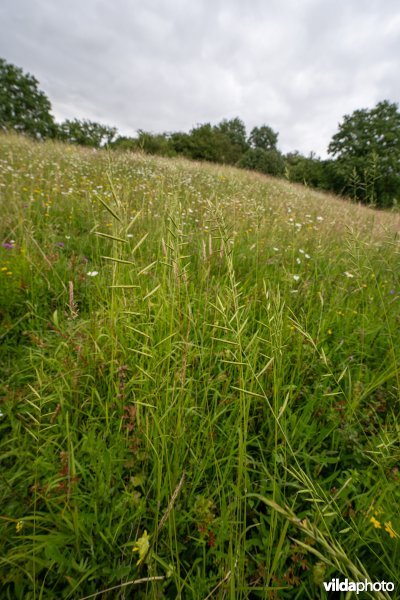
[{"left": 1, "top": 0, "right": 399, "bottom": 156}]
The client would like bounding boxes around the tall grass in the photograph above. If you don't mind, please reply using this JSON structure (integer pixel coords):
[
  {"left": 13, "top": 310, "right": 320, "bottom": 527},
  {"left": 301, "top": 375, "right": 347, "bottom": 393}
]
[{"left": 0, "top": 133, "right": 399, "bottom": 598}]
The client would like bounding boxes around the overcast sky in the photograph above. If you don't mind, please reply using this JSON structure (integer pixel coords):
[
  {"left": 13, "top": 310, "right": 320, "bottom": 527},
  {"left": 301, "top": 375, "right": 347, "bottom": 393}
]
[{"left": 1, "top": 0, "right": 399, "bottom": 157}]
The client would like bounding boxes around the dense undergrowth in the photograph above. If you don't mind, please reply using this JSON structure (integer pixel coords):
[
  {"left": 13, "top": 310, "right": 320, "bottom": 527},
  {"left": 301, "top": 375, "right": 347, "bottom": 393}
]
[{"left": 0, "top": 134, "right": 399, "bottom": 598}]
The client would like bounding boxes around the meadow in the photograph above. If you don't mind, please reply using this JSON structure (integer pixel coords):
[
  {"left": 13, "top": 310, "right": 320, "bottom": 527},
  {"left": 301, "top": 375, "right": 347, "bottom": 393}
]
[{"left": 0, "top": 133, "right": 399, "bottom": 599}]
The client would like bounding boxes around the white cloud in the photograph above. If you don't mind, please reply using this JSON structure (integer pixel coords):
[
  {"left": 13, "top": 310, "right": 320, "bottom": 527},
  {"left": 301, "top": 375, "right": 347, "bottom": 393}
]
[{"left": 0, "top": 0, "right": 399, "bottom": 157}]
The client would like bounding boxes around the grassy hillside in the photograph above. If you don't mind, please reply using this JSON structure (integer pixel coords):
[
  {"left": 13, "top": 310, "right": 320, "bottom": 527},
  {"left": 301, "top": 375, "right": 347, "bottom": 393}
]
[{"left": 1, "top": 133, "right": 399, "bottom": 599}]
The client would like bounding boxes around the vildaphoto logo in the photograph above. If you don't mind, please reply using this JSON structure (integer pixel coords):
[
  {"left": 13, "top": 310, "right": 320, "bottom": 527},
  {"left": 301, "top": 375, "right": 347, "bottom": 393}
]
[{"left": 323, "top": 578, "right": 394, "bottom": 594}]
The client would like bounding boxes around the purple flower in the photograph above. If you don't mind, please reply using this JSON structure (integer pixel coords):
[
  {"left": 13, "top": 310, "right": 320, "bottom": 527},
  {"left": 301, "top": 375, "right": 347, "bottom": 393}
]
[
  {"left": 55, "top": 242, "right": 65, "bottom": 248},
  {"left": 2, "top": 243, "right": 14, "bottom": 250}
]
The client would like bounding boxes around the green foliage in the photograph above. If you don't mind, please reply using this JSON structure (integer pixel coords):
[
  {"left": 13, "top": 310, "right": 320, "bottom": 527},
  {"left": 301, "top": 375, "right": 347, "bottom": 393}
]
[
  {"left": 1, "top": 134, "right": 399, "bottom": 597},
  {"left": 284, "top": 151, "right": 334, "bottom": 189},
  {"left": 0, "top": 57, "right": 55, "bottom": 138},
  {"left": 328, "top": 100, "right": 400, "bottom": 206},
  {"left": 110, "top": 135, "right": 139, "bottom": 151},
  {"left": 214, "top": 117, "right": 249, "bottom": 162},
  {"left": 57, "top": 118, "right": 117, "bottom": 148},
  {"left": 135, "top": 130, "right": 176, "bottom": 156},
  {"left": 184, "top": 122, "right": 239, "bottom": 163},
  {"left": 239, "top": 147, "right": 285, "bottom": 176},
  {"left": 248, "top": 124, "right": 279, "bottom": 151}
]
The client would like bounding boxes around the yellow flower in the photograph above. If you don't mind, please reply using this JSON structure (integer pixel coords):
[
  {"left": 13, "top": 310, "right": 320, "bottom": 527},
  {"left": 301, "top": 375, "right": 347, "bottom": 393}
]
[
  {"left": 370, "top": 516, "right": 381, "bottom": 529},
  {"left": 16, "top": 521, "right": 23, "bottom": 533},
  {"left": 132, "top": 530, "right": 150, "bottom": 565},
  {"left": 384, "top": 521, "right": 398, "bottom": 539},
  {"left": 327, "top": 329, "right": 333, "bottom": 335}
]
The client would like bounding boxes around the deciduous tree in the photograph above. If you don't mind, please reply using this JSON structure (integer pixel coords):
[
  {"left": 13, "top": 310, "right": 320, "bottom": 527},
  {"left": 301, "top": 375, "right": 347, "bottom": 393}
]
[
  {"left": 0, "top": 57, "right": 55, "bottom": 138},
  {"left": 328, "top": 100, "right": 400, "bottom": 206},
  {"left": 57, "top": 118, "right": 117, "bottom": 148}
]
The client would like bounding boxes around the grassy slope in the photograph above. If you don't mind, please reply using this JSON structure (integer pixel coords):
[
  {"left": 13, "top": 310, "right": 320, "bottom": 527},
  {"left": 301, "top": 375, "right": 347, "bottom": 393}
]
[{"left": 0, "top": 133, "right": 400, "bottom": 599}]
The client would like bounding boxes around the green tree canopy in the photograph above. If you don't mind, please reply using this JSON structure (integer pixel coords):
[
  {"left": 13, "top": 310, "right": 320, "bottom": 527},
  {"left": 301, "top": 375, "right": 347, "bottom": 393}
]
[
  {"left": 183, "top": 123, "right": 240, "bottom": 164},
  {"left": 57, "top": 119, "right": 118, "bottom": 148},
  {"left": 0, "top": 57, "right": 55, "bottom": 138},
  {"left": 215, "top": 117, "right": 249, "bottom": 162},
  {"left": 239, "top": 148, "right": 285, "bottom": 176},
  {"left": 328, "top": 100, "right": 400, "bottom": 206},
  {"left": 248, "top": 125, "right": 278, "bottom": 151}
]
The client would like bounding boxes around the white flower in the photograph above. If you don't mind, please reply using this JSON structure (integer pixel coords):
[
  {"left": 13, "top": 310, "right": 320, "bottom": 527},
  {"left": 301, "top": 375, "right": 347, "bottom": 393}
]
[
  {"left": 127, "top": 234, "right": 133, "bottom": 238},
  {"left": 299, "top": 249, "right": 305, "bottom": 254},
  {"left": 65, "top": 235, "right": 71, "bottom": 240},
  {"left": 344, "top": 271, "right": 354, "bottom": 278},
  {"left": 305, "top": 253, "right": 311, "bottom": 259},
  {"left": 273, "top": 247, "right": 279, "bottom": 251},
  {"left": 293, "top": 275, "right": 300, "bottom": 281},
  {"left": 87, "top": 271, "right": 99, "bottom": 277},
  {"left": 296, "top": 257, "right": 301, "bottom": 264},
  {"left": 316, "top": 216, "right": 324, "bottom": 221}
]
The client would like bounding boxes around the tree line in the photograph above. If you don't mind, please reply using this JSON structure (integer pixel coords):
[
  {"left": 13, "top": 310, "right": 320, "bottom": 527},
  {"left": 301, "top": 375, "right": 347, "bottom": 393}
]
[{"left": 1, "top": 57, "right": 400, "bottom": 208}]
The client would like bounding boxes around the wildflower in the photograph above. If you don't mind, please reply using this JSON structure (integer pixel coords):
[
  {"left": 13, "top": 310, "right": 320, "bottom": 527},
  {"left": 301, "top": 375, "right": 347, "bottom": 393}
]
[
  {"left": 55, "top": 242, "right": 65, "bottom": 248},
  {"left": 305, "top": 253, "right": 311, "bottom": 259},
  {"left": 16, "top": 521, "right": 23, "bottom": 533},
  {"left": 370, "top": 516, "right": 381, "bottom": 529},
  {"left": 384, "top": 521, "right": 398, "bottom": 539},
  {"left": 273, "top": 247, "right": 279, "bottom": 251},
  {"left": 65, "top": 235, "right": 71, "bottom": 240},
  {"left": 299, "top": 249, "right": 305, "bottom": 254},
  {"left": 344, "top": 271, "right": 354, "bottom": 278},
  {"left": 293, "top": 275, "right": 300, "bottom": 281},
  {"left": 2, "top": 243, "right": 14, "bottom": 250},
  {"left": 296, "top": 257, "right": 301, "bottom": 264},
  {"left": 132, "top": 530, "right": 150, "bottom": 565},
  {"left": 316, "top": 216, "right": 323, "bottom": 221},
  {"left": 87, "top": 271, "right": 99, "bottom": 277},
  {"left": 327, "top": 329, "right": 333, "bottom": 335}
]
